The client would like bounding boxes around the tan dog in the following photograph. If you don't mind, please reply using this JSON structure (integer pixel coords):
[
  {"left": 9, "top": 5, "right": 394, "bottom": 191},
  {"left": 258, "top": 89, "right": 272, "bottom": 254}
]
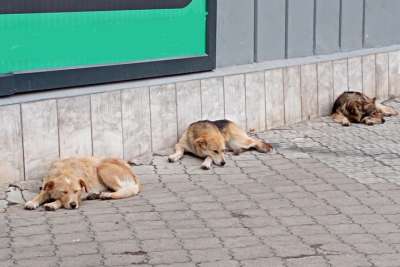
[
  {"left": 168, "top": 120, "right": 273, "bottom": 169},
  {"left": 332, "top": 91, "right": 398, "bottom": 126},
  {"left": 24, "top": 157, "right": 141, "bottom": 211}
]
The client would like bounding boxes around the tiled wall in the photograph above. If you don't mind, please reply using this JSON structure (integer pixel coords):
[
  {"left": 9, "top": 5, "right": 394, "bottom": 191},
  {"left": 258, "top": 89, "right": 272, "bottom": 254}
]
[{"left": 1, "top": 51, "right": 400, "bottom": 185}]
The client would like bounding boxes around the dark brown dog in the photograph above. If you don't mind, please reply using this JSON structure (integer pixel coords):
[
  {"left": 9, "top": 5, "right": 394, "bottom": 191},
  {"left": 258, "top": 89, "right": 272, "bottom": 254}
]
[{"left": 332, "top": 91, "right": 398, "bottom": 126}]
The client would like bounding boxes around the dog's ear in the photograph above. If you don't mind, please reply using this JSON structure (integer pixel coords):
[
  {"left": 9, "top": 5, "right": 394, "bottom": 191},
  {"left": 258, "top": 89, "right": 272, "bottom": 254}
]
[
  {"left": 79, "top": 179, "right": 88, "bottom": 193},
  {"left": 372, "top": 97, "right": 377, "bottom": 103},
  {"left": 194, "top": 137, "right": 207, "bottom": 149},
  {"left": 43, "top": 181, "right": 54, "bottom": 191}
]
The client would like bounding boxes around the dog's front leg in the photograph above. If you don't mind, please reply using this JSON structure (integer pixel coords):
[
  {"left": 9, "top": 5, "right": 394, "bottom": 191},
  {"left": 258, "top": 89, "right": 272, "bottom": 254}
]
[
  {"left": 44, "top": 200, "right": 62, "bottom": 211},
  {"left": 332, "top": 112, "right": 351, "bottom": 126},
  {"left": 24, "top": 191, "right": 50, "bottom": 210},
  {"left": 168, "top": 144, "right": 185, "bottom": 162},
  {"left": 201, "top": 157, "right": 213, "bottom": 170}
]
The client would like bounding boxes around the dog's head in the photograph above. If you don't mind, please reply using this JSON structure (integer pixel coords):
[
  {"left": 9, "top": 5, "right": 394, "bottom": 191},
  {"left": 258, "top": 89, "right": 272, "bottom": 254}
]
[
  {"left": 362, "top": 97, "right": 385, "bottom": 124},
  {"left": 194, "top": 136, "right": 226, "bottom": 166},
  {"left": 43, "top": 175, "right": 87, "bottom": 209}
]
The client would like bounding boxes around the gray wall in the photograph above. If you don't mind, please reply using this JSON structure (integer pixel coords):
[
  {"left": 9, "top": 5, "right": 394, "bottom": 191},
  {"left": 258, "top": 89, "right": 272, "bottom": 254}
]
[{"left": 217, "top": 0, "right": 400, "bottom": 67}]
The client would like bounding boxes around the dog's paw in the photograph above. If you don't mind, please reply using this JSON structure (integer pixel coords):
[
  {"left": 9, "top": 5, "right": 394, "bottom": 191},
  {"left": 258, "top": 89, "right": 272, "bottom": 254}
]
[
  {"left": 342, "top": 122, "right": 351, "bottom": 127},
  {"left": 232, "top": 149, "right": 241, "bottom": 156},
  {"left": 44, "top": 203, "right": 57, "bottom": 211},
  {"left": 24, "top": 201, "right": 39, "bottom": 210},
  {"left": 99, "top": 192, "right": 113, "bottom": 200},
  {"left": 167, "top": 156, "right": 176, "bottom": 163},
  {"left": 86, "top": 193, "right": 100, "bottom": 200},
  {"left": 201, "top": 165, "right": 211, "bottom": 170},
  {"left": 259, "top": 142, "right": 273, "bottom": 153}
]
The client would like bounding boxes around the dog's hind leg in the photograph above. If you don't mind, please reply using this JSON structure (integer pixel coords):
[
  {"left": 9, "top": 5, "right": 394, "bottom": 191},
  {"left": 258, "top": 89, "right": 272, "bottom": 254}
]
[
  {"left": 376, "top": 102, "right": 399, "bottom": 116},
  {"left": 168, "top": 144, "right": 185, "bottom": 163},
  {"left": 98, "top": 172, "right": 140, "bottom": 200},
  {"left": 99, "top": 185, "right": 140, "bottom": 200},
  {"left": 228, "top": 135, "right": 272, "bottom": 154},
  {"left": 332, "top": 112, "right": 351, "bottom": 126}
]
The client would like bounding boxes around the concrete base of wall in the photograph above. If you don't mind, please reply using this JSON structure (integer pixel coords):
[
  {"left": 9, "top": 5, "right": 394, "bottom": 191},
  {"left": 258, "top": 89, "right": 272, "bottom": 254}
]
[{"left": 1, "top": 46, "right": 400, "bottom": 184}]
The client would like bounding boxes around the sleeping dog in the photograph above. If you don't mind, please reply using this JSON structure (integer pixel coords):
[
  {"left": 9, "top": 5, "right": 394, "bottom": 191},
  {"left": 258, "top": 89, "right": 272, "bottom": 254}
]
[
  {"left": 332, "top": 91, "right": 398, "bottom": 126},
  {"left": 168, "top": 120, "right": 273, "bottom": 169},
  {"left": 25, "top": 157, "right": 141, "bottom": 211}
]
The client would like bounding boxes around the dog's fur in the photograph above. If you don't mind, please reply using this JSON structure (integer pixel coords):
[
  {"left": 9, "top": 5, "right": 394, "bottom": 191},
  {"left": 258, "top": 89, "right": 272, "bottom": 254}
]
[
  {"left": 168, "top": 120, "right": 273, "bottom": 169},
  {"left": 332, "top": 91, "right": 398, "bottom": 126},
  {"left": 24, "top": 157, "right": 141, "bottom": 211}
]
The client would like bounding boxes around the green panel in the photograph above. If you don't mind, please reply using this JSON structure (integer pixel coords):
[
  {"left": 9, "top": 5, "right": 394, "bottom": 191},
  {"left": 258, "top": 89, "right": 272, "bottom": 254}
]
[{"left": 0, "top": 0, "right": 206, "bottom": 74}]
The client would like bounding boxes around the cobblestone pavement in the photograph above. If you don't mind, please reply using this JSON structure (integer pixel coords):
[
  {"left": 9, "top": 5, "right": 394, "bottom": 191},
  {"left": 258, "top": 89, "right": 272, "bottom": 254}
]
[{"left": 3, "top": 100, "right": 400, "bottom": 267}]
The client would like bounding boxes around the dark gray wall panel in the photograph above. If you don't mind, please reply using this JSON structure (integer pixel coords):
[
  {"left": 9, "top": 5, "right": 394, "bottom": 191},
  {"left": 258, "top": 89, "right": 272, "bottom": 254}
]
[
  {"left": 341, "top": 0, "right": 364, "bottom": 51},
  {"left": 216, "top": 0, "right": 254, "bottom": 67},
  {"left": 364, "top": 0, "right": 400, "bottom": 48},
  {"left": 315, "top": 0, "right": 340, "bottom": 54},
  {"left": 287, "top": 0, "right": 315, "bottom": 58},
  {"left": 255, "top": 0, "right": 286, "bottom": 62}
]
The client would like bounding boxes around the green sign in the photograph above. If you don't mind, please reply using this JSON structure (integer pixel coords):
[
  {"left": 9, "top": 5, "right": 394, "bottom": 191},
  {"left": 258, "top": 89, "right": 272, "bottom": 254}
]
[{"left": 0, "top": 0, "right": 206, "bottom": 74}]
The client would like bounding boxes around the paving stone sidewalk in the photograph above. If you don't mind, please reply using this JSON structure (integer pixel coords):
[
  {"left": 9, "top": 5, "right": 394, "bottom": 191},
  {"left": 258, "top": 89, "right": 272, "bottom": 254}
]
[{"left": 2, "top": 100, "right": 400, "bottom": 267}]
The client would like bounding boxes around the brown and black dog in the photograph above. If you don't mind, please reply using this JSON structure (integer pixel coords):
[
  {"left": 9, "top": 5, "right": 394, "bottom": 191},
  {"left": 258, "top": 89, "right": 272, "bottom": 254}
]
[
  {"left": 332, "top": 91, "right": 398, "bottom": 126},
  {"left": 25, "top": 157, "right": 141, "bottom": 211},
  {"left": 168, "top": 120, "right": 273, "bottom": 169}
]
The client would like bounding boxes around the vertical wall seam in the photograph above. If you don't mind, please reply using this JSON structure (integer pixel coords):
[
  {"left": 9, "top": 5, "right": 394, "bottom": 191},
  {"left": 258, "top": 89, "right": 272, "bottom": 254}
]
[
  {"left": 119, "top": 90, "right": 125, "bottom": 159},
  {"left": 299, "top": 65, "right": 304, "bottom": 120},
  {"left": 264, "top": 71, "right": 269, "bottom": 129},
  {"left": 55, "top": 100, "right": 61, "bottom": 159},
  {"left": 174, "top": 83, "right": 179, "bottom": 142},
  {"left": 244, "top": 74, "right": 248, "bottom": 131},
  {"left": 262, "top": 71, "right": 267, "bottom": 131},
  {"left": 332, "top": 61, "right": 336, "bottom": 100},
  {"left": 362, "top": 0, "right": 366, "bottom": 48},
  {"left": 19, "top": 104, "right": 26, "bottom": 181},
  {"left": 282, "top": 68, "right": 287, "bottom": 125},
  {"left": 222, "top": 77, "right": 226, "bottom": 119},
  {"left": 346, "top": 57, "right": 350, "bottom": 91},
  {"left": 361, "top": 56, "right": 365, "bottom": 93},
  {"left": 89, "top": 95, "right": 94, "bottom": 156},
  {"left": 199, "top": 80, "right": 203, "bottom": 120},
  {"left": 388, "top": 53, "right": 391, "bottom": 97},
  {"left": 374, "top": 54, "right": 378, "bottom": 97},
  {"left": 147, "top": 87, "right": 153, "bottom": 153},
  {"left": 316, "top": 63, "right": 320, "bottom": 116}
]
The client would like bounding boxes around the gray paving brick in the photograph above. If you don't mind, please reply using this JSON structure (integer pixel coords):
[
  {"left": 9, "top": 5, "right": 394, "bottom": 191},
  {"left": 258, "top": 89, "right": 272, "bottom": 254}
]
[
  {"left": 104, "top": 254, "right": 148, "bottom": 266},
  {"left": 0, "top": 248, "right": 11, "bottom": 261},
  {"left": 230, "top": 245, "right": 273, "bottom": 260},
  {"left": 142, "top": 239, "right": 181, "bottom": 252},
  {"left": 327, "top": 254, "right": 372, "bottom": 267},
  {"left": 241, "top": 258, "right": 285, "bottom": 267},
  {"left": 60, "top": 254, "right": 102, "bottom": 267},
  {"left": 13, "top": 245, "right": 55, "bottom": 260},
  {"left": 57, "top": 242, "right": 98, "bottom": 257},
  {"left": 182, "top": 237, "right": 222, "bottom": 250},
  {"left": 353, "top": 242, "right": 396, "bottom": 254},
  {"left": 286, "top": 256, "right": 329, "bottom": 267},
  {"left": 15, "top": 257, "right": 58, "bottom": 267},
  {"left": 12, "top": 234, "right": 52, "bottom": 248},
  {"left": 149, "top": 250, "right": 189, "bottom": 265},
  {"left": 198, "top": 260, "right": 239, "bottom": 267},
  {"left": 190, "top": 248, "right": 231, "bottom": 263}
]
